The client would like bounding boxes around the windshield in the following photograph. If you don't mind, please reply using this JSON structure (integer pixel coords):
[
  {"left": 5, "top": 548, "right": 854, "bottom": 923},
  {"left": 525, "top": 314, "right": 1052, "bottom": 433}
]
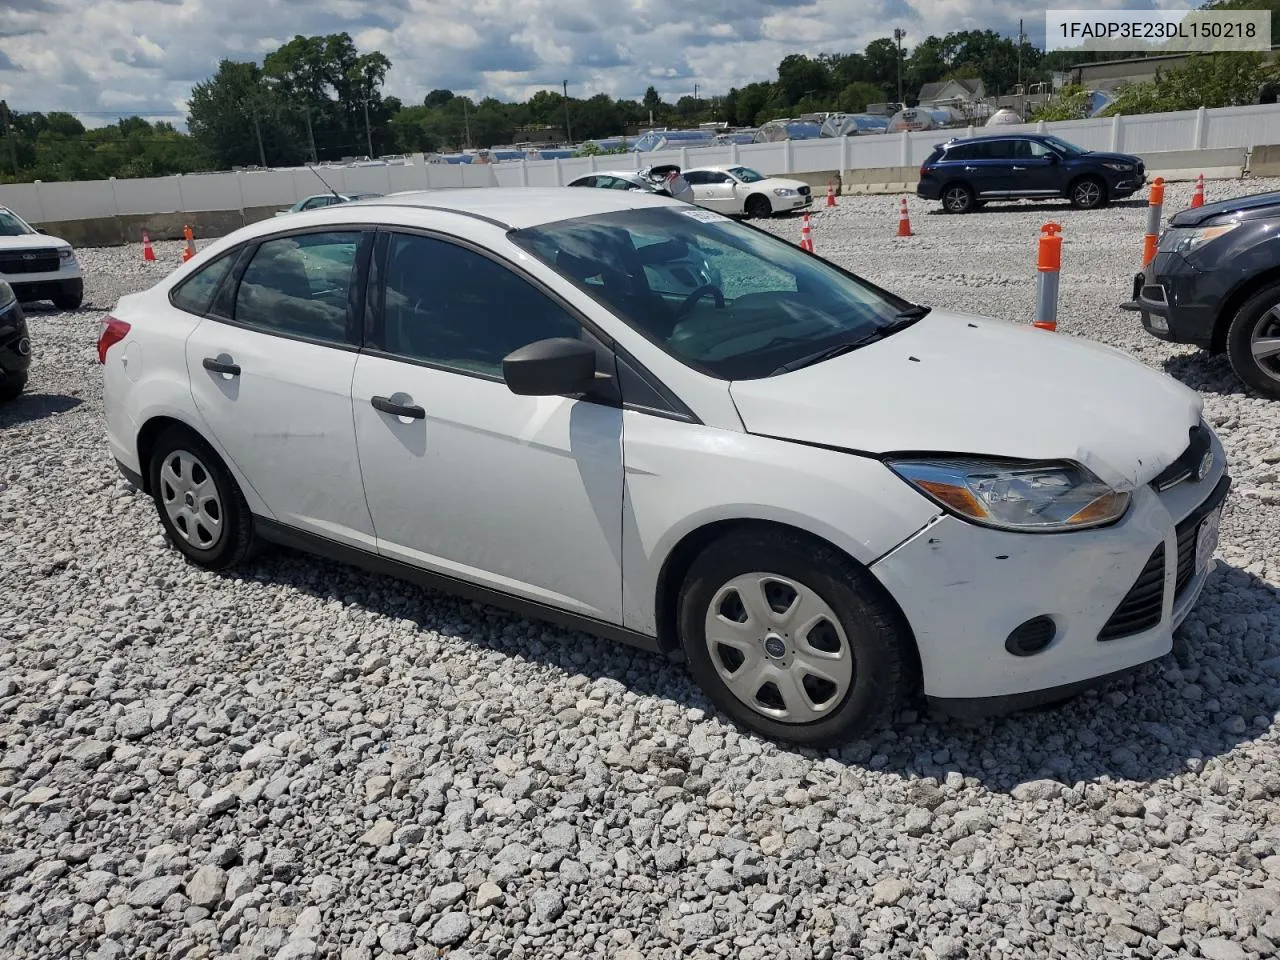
[
  {"left": 509, "top": 206, "right": 915, "bottom": 380},
  {"left": 0, "top": 209, "right": 35, "bottom": 237},
  {"left": 728, "top": 166, "right": 767, "bottom": 183},
  {"left": 1043, "top": 135, "right": 1087, "bottom": 156}
]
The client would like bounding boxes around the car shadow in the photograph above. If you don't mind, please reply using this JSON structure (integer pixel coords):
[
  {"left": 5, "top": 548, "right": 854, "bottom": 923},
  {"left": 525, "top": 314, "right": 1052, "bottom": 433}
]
[
  {"left": 0, "top": 392, "right": 83, "bottom": 428},
  {"left": 1158, "top": 351, "right": 1267, "bottom": 400},
  {"left": 228, "top": 538, "right": 1277, "bottom": 795},
  {"left": 925, "top": 198, "right": 1148, "bottom": 216}
]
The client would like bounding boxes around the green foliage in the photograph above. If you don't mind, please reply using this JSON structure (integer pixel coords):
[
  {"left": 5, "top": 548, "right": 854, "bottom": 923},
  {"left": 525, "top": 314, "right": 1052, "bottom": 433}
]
[
  {"left": 1032, "top": 84, "right": 1091, "bottom": 121},
  {"left": 1103, "top": 52, "right": 1277, "bottom": 114}
]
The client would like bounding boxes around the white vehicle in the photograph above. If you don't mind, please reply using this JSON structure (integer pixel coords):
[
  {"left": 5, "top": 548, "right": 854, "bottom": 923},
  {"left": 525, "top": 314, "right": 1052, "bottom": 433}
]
[
  {"left": 0, "top": 205, "right": 83, "bottom": 309},
  {"left": 567, "top": 165, "right": 695, "bottom": 205},
  {"left": 681, "top": 165, "right": 813, "bottom": 218},
  {"left": 100, "top": 188, "right": 1229, "bottom": 745},
  {"left": 275, "top": 192, "right": 383, "bottom": 216}
]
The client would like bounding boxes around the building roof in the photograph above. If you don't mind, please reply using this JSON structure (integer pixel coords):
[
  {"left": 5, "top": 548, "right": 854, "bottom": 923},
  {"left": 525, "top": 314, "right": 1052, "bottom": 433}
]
[{"left": 918, "top": 78, "right": 984, "bottom": 102}]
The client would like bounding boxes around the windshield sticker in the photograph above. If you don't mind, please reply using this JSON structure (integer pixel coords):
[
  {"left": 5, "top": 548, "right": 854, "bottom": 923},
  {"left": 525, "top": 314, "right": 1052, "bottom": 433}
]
[{"left": 679, "top": 208, "right": 730, "bottom": 223}]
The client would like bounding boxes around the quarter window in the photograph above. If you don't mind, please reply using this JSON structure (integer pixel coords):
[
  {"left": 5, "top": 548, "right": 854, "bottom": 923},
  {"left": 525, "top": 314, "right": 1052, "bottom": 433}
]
[
  {"left": 233, "top": 231, "right": 361, "bottom": 344},
  {"left": 380, "top": 233, "right": 582, "bottom": 377},
  {"left": 170, "top": 251, "right": 236, "bottom": 316}
]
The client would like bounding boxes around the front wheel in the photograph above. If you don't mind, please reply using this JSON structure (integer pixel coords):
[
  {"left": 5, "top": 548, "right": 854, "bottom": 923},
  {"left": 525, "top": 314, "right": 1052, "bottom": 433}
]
[
  {"left": 0, "top": 373, "right": 26, "bottom": 402},
  {"left": 1069, "top": 177, "right": 1106, "bottom": 210},
  {"left": 744, "top": 194, "right": 772, "bottom": 219},
  {"left": 677, "top": 529, "right": 914, "bottom": 746},
  {"left": 147, "top": 426, "right": 255, "bottom": 570},
  {"left": 1225, "top": 282, "right": 1280, "bottom": 399},
  {"left": 52, "top": 280, "right": 83, "bottom": 311},
  {"left": 941, "top": 184, "right": 974, "bottom": 214}
]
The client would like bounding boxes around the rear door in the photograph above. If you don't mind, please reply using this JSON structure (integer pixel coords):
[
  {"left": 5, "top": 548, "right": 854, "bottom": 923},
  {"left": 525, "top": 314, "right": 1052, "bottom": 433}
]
[
  {"left": 964, "top": 140, "right": 1015, "bottom": 198},
  {"left": 687, "top": 171, "right": 740, "bottom": 213},
  {"left": 183, "top": 227, "right": 378, "bottom": 549}
]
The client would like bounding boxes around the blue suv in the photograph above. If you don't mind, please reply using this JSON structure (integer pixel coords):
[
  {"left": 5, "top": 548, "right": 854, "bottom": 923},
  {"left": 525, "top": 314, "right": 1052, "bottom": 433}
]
[{"left": 917, "top": 133, "right": 1146, "bottom": 214}]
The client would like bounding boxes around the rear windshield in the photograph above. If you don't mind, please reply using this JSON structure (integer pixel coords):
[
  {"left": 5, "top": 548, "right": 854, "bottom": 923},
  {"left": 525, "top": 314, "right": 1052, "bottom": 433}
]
[{"left": 510, "top": 206, "right": 913, "bottom": 380}]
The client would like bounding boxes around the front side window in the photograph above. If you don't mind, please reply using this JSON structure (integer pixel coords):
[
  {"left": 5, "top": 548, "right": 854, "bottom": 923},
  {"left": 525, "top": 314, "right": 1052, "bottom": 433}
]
[
  {"left": 171, "top": 251, "right": 236, "bottom": 316},
  {"left": 233, "top": 231, "right": 361, "bottom": 344},
  {"left": 511, "top": 207, "right": 916, "bottom": 380},
  {"left": 0, "top": 209, "right": 35, "bottom": 237},
  {"left": 727, "top": 166, "right": 766, "bottom": 183},
  {"left": 1043, "top": 135, "right": 1087, "bottom": 157},
  {"left": 1026, "top": 140, "right": 1055, "bottom": 158},
  {"left": 380, "top": 233, "right": 581, "bottom": 377}
]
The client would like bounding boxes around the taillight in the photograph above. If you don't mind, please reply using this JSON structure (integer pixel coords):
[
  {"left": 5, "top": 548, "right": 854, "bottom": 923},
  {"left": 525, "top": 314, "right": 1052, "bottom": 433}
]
[
  {"left": 920, "top": 165, "right": 929, "bottom": 178},
  {"left": 97, "top": 315, "right": 130, "bottom": 364}
]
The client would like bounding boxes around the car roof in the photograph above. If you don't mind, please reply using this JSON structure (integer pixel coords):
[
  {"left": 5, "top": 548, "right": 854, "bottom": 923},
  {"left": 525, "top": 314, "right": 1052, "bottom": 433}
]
[
  {"left": 943, "top": 133, "right": 1043, "bottom": 145},
  {"left": 577, "top": 171, "right": 643, "bottom": 179},
  {"left": 339, "top": 187, "right": 681, "bottom": 229}
]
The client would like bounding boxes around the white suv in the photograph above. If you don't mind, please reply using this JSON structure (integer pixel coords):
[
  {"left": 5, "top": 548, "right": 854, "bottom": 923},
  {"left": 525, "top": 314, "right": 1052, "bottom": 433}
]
[
  {"left": 100, "top": 188, "right": 1229, "bottom": 745},
  {"left": 0, "top": 205, "right": 83, "bottom": 309}
]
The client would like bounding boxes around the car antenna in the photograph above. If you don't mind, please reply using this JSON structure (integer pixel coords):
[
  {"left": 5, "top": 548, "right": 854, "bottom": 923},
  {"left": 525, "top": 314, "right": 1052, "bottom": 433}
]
[{"left": 307, "top": 163, "right": 343, "bottom": 201}]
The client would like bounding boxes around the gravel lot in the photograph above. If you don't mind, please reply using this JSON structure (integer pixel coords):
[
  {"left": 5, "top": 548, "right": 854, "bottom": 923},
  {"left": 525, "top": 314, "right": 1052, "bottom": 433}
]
[{"left": 3, "top": 182, "right": 1280, "bottom": 960}]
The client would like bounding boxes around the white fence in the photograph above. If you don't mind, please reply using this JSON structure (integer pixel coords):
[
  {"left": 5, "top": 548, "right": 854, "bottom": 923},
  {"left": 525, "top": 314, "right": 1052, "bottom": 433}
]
[{"left": 3, "top": 102, "right": 1280, "bottom": 224}]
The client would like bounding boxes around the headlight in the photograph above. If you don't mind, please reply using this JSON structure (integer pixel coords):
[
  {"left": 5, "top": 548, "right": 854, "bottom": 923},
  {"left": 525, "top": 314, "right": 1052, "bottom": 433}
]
[
  {"left": 0, "top": 280, "right": 14, "bottom": 311},
  {"left": 1158, "top": 222, "right": 1238, "bottom": 254},
  {"left": 58, "top": 247, "right": 74, "bottom": 260},
  {"left": 1102, "top": 162, "right": 1134, "bottom": 172},
  {"left": 887, "top": 457, "right": 1130, "bottom": 532},
  {"left": 773, "top": 187, "right": 797, "bottom": 197}
]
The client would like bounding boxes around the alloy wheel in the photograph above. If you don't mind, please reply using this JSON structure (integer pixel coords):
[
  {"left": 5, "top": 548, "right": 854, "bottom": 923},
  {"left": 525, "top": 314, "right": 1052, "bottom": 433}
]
[{"left": 1251, "top": 304, "right": 1280, "bottom": 384}]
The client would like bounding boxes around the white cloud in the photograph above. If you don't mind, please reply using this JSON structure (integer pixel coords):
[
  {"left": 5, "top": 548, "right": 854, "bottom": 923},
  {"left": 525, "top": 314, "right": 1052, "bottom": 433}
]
[{"left": 0, "top": 0, "right": 1173, "bottom": 127}]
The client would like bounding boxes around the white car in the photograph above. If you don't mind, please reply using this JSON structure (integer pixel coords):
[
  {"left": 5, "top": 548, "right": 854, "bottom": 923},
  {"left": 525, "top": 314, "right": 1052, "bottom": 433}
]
[
  {"left": 0, "top": 205, "right": 83, "bottom": 309},
  {"left": 682, "top": 165, "right": 813, "bottom": 218},
  {"left": 275, "top": 192, "right": 383, "bottom": 216},
  {"left": 567, "top": 165, "right": 695, "bottom": 205},
  {"left": 99, "top": 188, "right": 1229, "bottom": 746}
]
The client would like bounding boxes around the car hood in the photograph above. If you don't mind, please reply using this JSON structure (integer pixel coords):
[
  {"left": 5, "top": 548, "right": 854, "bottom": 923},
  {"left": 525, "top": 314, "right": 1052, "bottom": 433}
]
[
  {"left": 1169, "top": 190, "right": 1280, "bottom": 227},
  {"left": 755, "top": 177, "right": 809, "bottom": 192},
  {"left": 0, "top": 234, "right": 71, "bottom": 252},
  {"left": 728, "top": 310, "right": 1203, "bottom": 491},
  {"left": 1083, "top": 151, "right": 1142, "bottom": 166}
]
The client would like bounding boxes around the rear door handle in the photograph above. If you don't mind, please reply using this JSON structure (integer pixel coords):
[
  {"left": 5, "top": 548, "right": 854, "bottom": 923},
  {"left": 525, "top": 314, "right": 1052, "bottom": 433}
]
[
  {"left": 1012, "top": 165, "right": 1027, "bottom": 170},
  {"left": 202, "top": 357, "right": 240, "bottom": 376},
  {"left": 371, "top": 395, "right": 425, "bottom": 420}
]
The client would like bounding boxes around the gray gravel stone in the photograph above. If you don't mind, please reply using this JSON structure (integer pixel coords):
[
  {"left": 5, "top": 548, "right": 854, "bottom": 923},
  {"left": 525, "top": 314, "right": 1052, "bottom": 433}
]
[{"left": 429, "top": 912, "right": 470, "bottom": 947}]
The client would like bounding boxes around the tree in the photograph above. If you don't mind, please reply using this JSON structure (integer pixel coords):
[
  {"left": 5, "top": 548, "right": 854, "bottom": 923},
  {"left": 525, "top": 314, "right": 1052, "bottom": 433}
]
[
  {"left": 642, "top": 86, "right": 663, "bottom": 112},
  {"left": 863, "top": 38, "right": 901, "bottom": 99},
  {"left": 776, "top": 54, "right": 832, "bottom": 106},
  {"left": 424, "top": 88, "right": 455, "bottom": 109},
  {"left": 188, "top": 60, "right": 293, "bottom": 168},
  {"left": 1104, "top": 52, "right": 1275, "bottom": 114},
  {"left": 837, "top": 82, "right": 885, "bottom": 113}
]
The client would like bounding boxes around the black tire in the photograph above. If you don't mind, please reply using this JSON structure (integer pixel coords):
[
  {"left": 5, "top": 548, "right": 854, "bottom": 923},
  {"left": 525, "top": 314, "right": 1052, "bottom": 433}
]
[
  {"left": 1068, "top": 176, "right": 1107, "bottom": 210},
  {"left": 677, "top": 528, "right": 914, "bottom": 746},
  {"left": 0, "top": 372, "right": 26, "bottom": 402},
  {"left": 941, "top": 183, "right": 974, "bottom": 214},
  {"left": 744, "top": 194, "right": 772, "bottom": 219},
  {"left": 1225, "top": 281, "right": 1280, "bottom": 399},
  {"left": 52, "top": 280, "right": 83, "bottom": 311},
  {"left": 147, "top": 425, "right": 255, "bottom": 570}
]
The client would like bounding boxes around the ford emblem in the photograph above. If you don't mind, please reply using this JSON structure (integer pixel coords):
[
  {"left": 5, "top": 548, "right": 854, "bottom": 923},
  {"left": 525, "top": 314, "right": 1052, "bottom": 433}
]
[
  {"left": 1196, "top": 449, "right": 1213, "bottom": 482},
  {"left": 21, "top": 253, "right": 36, "bottom": 260}
]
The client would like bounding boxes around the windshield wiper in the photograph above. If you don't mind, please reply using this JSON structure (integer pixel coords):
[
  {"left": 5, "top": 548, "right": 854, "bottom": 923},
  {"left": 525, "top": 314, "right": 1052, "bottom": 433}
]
[{"left": 769, "top": 308, "right": 930, "bottom": 375}]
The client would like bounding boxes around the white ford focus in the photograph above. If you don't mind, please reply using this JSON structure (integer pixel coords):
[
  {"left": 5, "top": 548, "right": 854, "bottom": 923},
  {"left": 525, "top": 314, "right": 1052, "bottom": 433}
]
[{"left": 100, "top": 188, "right": 1229, "bottom": 745}]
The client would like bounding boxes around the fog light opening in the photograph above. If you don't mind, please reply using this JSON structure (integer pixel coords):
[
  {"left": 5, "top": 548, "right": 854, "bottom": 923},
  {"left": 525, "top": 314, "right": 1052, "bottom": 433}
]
[{"left": 1006, "top": 616, "right": 1056, "bottom": 657}]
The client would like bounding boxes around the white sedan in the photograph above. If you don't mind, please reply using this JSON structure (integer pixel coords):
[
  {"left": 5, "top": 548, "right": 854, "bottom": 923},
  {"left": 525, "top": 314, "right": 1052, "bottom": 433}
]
[
  {"left": 99, "top": 188, "right": 1229, "bottom": 745},
  {"left": 682, "top": 165, "right": 814, "bottom": 218}
]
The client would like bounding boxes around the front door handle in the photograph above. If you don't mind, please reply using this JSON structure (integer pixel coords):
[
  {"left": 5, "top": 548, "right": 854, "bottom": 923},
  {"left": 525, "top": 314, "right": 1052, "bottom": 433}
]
[
  {"left": 202, "top": 357, "right": 241, "bottom": 376},
  {"left": 371, "top": 395, "right": 425, "bottom": 419},
  {"left": 1012, "top": 165, "right": 1027, "bottom": 170}
]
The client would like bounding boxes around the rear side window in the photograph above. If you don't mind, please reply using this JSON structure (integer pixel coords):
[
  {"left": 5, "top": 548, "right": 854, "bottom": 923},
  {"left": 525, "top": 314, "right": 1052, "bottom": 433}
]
[
  {"left": 943, "top": 143, "right": 973, "bottom": 162},
  {"left": 170, "top": 252, "right": 236, "bottom": 316},
  {"left": 233, "top": 231, "right": 362, "bottom": 345}
]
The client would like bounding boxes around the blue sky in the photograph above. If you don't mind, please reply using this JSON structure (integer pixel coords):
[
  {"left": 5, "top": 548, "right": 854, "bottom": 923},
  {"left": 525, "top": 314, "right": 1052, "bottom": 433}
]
[{"left": 0, "top": 0, "right": 1189, "bottom": 127}]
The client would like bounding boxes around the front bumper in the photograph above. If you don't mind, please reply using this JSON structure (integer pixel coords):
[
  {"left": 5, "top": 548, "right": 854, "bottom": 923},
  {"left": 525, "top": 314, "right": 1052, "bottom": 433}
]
[
  {"left": 870, "top": 434, "right": 1230, "bottom": 709},
  {"left": 1, "top": 264, "right": 83, "bottom": 304},
  {"left": 1119, "top": 251, "right": 1218, "bottom": 349},
  {"left": 782, "top": 194, "right": 813, "bottom": 211}
]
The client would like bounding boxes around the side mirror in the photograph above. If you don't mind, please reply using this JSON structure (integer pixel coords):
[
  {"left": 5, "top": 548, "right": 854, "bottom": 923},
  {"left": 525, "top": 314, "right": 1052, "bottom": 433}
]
[
  {"left": 1046, "top": 153, "right": 1060, "bottom": 164},
  {"left": 502, "top": 338, "right": 598, "bottom": 396}
]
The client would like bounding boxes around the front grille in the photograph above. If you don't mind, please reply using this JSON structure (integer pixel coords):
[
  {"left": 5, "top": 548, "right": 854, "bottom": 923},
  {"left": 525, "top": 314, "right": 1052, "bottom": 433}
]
[
  {"left": 797, "top": 185, "right": 811, "bottom": 197},
  {"left": 1173, "top": 513, "right": 1201, "bottom": 599},
  {"left": 0, "top": 250, "right": 60, "bottom": 275},
  {"left": 1098, "top": 543, "right": 1165, "bottom": 641}
]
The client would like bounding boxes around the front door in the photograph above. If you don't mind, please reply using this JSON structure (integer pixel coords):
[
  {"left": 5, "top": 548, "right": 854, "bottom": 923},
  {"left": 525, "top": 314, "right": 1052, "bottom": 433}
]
[
  {"left": 350, "top": 230, "right": 625, "bottom": 621},
  {"left": 1011, "top": 139, "right": 1065, "bottom": 197},
  {"left": 184, "top": 228, "right": 377, "bottom": 548}
]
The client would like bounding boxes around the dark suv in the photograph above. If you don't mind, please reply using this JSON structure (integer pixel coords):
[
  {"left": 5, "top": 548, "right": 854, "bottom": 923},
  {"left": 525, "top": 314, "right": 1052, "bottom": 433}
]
[
  {"left": 917, "top": 134, "right": 1146, "bottom": 213},
  {"left": 1122, "top": 190, "right": 1280, "bottom": 400}
]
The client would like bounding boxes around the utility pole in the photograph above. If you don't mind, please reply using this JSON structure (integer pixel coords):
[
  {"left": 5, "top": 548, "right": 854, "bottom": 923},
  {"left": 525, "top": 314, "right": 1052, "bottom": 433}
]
[
  {"left": 893, "top": 28, "right": 905, "bottom": 106},
  {"left": 302, "top": 104, "right": 317, "bottom": 163},
  {"left": 1017, "top": 18, "right": 1024, "bottom": 90},
  {"left": 562, "top": 80, "right": 572, "bottom": 144},
  {"left": 462, "top": 98, "right": 471, "bottom": 149},
  {"left": 361, "top": 96, "right": 374, "bottom": 158},
  {"left": 0, "top": 101, "right": 19, "bottom": 177}
]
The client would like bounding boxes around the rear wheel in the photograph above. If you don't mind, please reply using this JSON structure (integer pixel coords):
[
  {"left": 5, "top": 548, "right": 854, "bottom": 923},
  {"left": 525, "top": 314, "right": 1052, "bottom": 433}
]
[
  {"left": 941, "top": 183, "right": 974, "bottom": 214},
  {"left": 147, "top": 425, "right": 254, "bottom": 570},
  {"left": 677, "top": 528, "right": 914, "bottom": 746},
  {"left": 744, "top": 194, "right": 772, "bottom": 219},
  {"left": 1069, "top": 176, "right": 1106, "bottom": 210},
  {"left": 1225, "top": 281, "right": 1280, "bottom": 399}
]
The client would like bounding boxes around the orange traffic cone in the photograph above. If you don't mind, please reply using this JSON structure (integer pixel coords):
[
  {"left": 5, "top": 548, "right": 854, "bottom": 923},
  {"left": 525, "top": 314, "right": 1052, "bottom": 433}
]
[
  {"left": 1190, "top": 173, "right": 1205, "bottom": 208},
  {"left": 897, "top": 196, "right": 913, "bottom": 237},
  {"left": 141, "top": 230, "right": 156, "bottom": 262},
  {"left": 799, "top": 213, "right": 814, "bottom": 252},
  {"left": 181, "top": 224, "right": 196, "bottom": 262},
  {"left": 826, "top": 182, "right": 837, "bottom": 207}
]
